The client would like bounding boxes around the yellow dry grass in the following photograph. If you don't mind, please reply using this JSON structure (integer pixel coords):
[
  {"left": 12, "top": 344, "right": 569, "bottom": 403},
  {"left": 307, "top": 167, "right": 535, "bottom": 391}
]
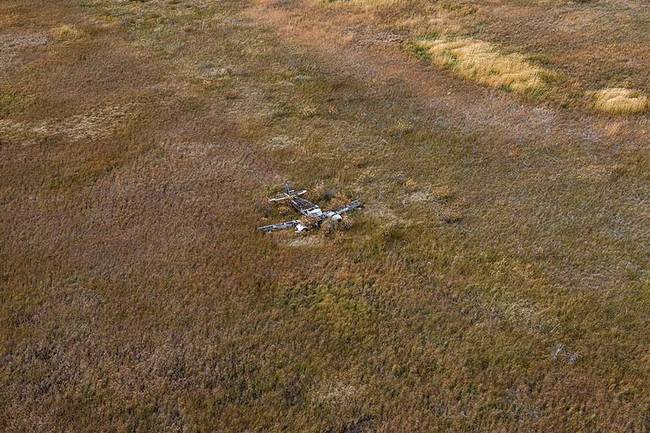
[
  {"left": 413, "top": 37, "right": 553, "bottom": 95},
  {"left": 591, "top": 87, "right": 648, "bottom": 114},
  {"left": 50, "top": 24, "right": 84, "bottom": 41}
]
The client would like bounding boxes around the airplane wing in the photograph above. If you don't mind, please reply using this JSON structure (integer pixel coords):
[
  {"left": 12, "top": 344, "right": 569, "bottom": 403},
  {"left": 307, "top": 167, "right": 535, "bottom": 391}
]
[
  {"left": 333, "top": 200, "right": 364, "bottom": 215},
  {"left": 257, "top": 220, "right": 301, "bottom": 232},
  {"left": 269, "top": 189, "right": 307, "bottom": 202}
]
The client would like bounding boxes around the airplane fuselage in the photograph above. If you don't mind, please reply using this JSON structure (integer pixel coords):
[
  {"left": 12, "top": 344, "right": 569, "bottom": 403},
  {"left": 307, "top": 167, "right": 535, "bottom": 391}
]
[{"left": 257, "top": 186, "right": 362, "bottom": 233}]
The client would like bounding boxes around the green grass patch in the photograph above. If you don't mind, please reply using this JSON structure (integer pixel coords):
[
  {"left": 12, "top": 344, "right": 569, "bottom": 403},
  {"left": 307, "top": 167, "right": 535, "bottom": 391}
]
[
  {"left": 0, "top": 88, "right": 30, "bottom": 118},
  {"left": 47, "top": 157, "right": 118, "bottom": 190}
]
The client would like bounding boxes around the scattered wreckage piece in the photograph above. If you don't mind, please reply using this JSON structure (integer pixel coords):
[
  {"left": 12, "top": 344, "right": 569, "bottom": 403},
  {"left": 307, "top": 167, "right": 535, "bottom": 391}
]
[
  {"left": 258, "top": 183, "right": 363, "bottom": 233},
  {"left": 257, "top": 219, "right": 301, "bottom": 233}
]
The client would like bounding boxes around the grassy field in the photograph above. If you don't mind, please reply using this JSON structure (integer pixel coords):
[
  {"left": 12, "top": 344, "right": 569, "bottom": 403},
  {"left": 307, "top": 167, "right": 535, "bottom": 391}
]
[
  {"left": 324, "top": 0, "right": 650, "bottom": 113},
  {"left": 1, "top": 0, "right": 649, "bottom": 432}
]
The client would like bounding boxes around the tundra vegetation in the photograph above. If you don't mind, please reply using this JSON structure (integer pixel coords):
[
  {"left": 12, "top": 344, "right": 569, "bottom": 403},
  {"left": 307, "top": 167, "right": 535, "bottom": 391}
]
[
  {"left": 1, "top": 0, "right": 649, "bottom": 432},
  {"left": 591, "top": 88, "right": 648, "bottom": 115},
  {"left": 411, "top": 37, "right": 554, "bottom": 96}
]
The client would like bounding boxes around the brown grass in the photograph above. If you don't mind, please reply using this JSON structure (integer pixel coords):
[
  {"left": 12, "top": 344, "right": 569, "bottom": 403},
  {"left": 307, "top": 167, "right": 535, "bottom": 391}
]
[
  {"left": 322, "top": 0, "right": 650, "bottom": 111},
  {"left": 1, "top": 0, "right": 649, "bottom": 431}
]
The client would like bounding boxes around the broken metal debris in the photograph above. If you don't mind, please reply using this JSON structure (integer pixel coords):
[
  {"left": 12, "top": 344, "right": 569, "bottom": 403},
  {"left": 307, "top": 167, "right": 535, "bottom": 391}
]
[{"left": 257, "top": 183, "right": 363, "bottom": 233}]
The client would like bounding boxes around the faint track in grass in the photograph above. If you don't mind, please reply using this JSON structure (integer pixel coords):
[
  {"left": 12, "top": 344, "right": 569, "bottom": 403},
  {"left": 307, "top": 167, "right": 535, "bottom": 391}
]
[{"left": 245, "top": 0, "right": 650, "bottom": 154}]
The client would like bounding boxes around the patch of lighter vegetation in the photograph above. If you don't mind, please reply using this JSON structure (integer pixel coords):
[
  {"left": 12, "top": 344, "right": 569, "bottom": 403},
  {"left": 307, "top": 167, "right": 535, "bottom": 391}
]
[
  {"left": 36, "top": 105, "right": 136, "bottom": 141},
  {"left": 367, "top": 202, "right": 402, "bottom": 224},
  {"left": 575, "top": 164, "right": 621, "bottom": 182},
  {"left": 591, "top": 88, "right": 648, "bottom": 115},
  {"left": 50, "top": 24, "right": 85, "bottom": 41},
  {"left": 401, "top": 183, "right": 465, "bottom": 224},
  {"left": 403, "top": 183, "right": 456, "bottom": 205},
  {"left": 164, "top": 141, "right": 219, "bottom": 158},
  {"left": 192, "top": 62, "right": 247, "bottom": 81},
  {"left": 327, "top": 0, "right": 400, "bottom": 7},
  {"left": 0, "top": 104, "right": 136, "bottom": 144},
  {"left": 496, "top": 298, "right": 559, "bottom": 334},
  {"left": 87, "top": 14, "right": 121, "bottom": 30},
  {"left": 0, "top": 33, "right": 49, "bottom": 50},
  {"left": 268, "top": 135, "right": 297, "bottom": 149},
  {"left": 0, "top": 120, "right": 36, "bottom": 144},
  {"left": 284, "top": 236, "right": 322, "bottom": 248},
  {"left": 311, "top": 380, "right": 359, "bottom": 405},
  {"left": 412, "top": 37, "right": 554, "bottom": 95},
  {"left": 403, "top": 190, "right": 433, "bottom": 204},
  {"left": 0, "top": 33, "right": 49, "bottom": 71}
]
